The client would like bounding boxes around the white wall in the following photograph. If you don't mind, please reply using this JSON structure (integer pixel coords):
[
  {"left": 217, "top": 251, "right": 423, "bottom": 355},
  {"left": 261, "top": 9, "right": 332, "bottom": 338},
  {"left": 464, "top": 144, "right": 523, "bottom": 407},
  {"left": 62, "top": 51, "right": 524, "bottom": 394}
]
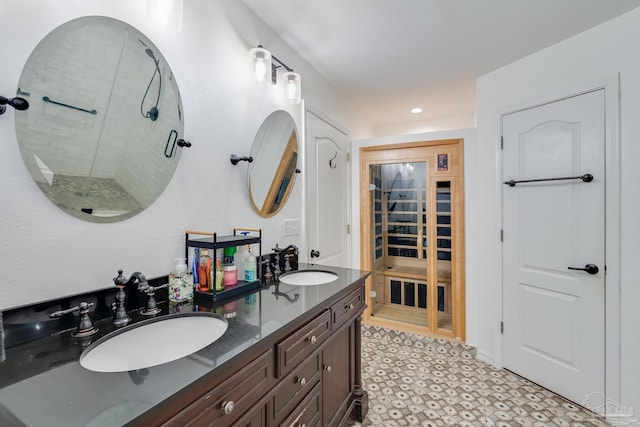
[
  {"left": 374, "top": 113, "right": 475, "bottom": 138},
  {"left": 0, "top": 0, "right": 373, "bottom": 310},
  {"left": 475, "top": 7, "right": 640, "bottom": 415}
]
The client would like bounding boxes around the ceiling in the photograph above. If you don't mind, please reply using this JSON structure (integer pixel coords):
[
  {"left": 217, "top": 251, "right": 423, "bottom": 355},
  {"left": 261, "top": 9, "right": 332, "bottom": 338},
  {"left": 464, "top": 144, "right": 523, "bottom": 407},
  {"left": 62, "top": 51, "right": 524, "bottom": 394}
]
[{"left": 242, "top": 0, "right": 640, "bottom": 130}]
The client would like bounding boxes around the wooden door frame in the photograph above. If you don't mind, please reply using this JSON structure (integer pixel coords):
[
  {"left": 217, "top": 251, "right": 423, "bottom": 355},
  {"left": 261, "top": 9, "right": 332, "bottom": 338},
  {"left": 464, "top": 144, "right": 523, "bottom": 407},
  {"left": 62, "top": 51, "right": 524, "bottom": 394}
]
[
  {"left": 497, "top": 74, "right": 621, "bottom": 408},
  {"left": 360, "top": 138, "right": 466, "bottom": 341}
]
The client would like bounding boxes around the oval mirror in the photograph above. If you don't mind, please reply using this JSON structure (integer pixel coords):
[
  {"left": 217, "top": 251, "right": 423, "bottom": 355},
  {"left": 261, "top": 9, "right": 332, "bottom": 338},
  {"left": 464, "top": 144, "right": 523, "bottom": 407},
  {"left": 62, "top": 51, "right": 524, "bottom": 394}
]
[
  {"left": 15, "top": 16, "right": 185, "bottom": 222},
  {"left": 248, "top": 111, "right": 298, "bottom": 217}
]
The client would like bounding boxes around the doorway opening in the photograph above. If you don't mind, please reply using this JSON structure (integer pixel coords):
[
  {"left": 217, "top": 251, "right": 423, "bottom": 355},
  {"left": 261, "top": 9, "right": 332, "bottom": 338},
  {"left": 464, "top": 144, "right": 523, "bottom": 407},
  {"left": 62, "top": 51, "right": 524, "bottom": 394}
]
[{"left": 360, "top": 139, "right": 465, "bottom": 340}]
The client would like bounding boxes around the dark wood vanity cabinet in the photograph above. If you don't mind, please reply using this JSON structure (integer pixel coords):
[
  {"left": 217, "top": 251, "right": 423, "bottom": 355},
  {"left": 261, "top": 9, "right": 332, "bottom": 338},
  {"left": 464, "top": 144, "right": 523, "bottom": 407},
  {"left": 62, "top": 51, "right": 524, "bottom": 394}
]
[
  {"left": 322, "top": 325, "right": 353, "bottom": 427},
  {"left": 144, "top": 280, "right": 366, "bottom": 427}
]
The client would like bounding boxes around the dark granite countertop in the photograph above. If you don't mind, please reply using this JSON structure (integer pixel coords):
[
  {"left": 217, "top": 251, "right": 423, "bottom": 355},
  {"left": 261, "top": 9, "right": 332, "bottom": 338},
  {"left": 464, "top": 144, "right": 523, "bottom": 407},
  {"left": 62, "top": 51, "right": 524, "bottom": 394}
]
[{"left": 0, "top": 264, "right": 369, "bottom": 427}]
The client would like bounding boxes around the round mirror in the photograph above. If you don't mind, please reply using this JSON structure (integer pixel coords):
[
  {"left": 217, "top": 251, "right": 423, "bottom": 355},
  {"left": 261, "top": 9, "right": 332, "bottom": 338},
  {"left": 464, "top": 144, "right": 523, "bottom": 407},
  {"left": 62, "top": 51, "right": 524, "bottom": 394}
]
[
  {"left": 15, "top": 16, "right": 185, "bottom": 222},
  {"left": 248, "top": 111, "right": 298, "bottom": 217}
]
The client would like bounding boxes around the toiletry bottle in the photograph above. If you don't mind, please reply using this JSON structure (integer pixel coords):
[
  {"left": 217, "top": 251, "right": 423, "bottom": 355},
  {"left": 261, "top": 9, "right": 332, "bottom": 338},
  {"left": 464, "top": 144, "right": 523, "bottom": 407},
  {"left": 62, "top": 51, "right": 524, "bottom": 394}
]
[
  {"left": 192, "top": 250, "right": 199, "bottom": 290},
  {"left": 224, "top": 265, "right": 238, "bottom": 287},
  {"left": 236, "top": 245, "right": 248, "bottom": 281},
  {"left": 198, "top": 249, "right": 211, "bottom": 292},
  {"left": 245, "top": 247, "right": 257, "bottom": 282},
  {"left": 215, "top": 259, "right": 224, "bottom": 291},
  {"left": 205, "top": 250, "right": 212, "bottom": 291},
  {"left": 223, "top": 246, "right": 237, "bottom": 265}
]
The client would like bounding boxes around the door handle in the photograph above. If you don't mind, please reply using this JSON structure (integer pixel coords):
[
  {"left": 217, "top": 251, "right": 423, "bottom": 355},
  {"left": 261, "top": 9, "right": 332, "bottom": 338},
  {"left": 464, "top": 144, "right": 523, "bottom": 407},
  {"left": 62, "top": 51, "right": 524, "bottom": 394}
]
[
  {"left": 310, "top": 250, "right": 320, "bottom": 258},
  {"left": 567, "top": 264, "right": 599, "bottom": 275}
]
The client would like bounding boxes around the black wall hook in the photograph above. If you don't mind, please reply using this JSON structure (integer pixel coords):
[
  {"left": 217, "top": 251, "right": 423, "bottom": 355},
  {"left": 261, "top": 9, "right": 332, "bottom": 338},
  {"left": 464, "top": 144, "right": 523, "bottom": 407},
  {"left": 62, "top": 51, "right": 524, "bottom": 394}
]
[
  {"left": 0, "top": 95, "right": 29, "bottom": 115},
  {"left": 165, "top": 131, "right": 192, "bottom": 158},
  {"left": 230, "top": 154, "right": 253, "bottom": 165}
]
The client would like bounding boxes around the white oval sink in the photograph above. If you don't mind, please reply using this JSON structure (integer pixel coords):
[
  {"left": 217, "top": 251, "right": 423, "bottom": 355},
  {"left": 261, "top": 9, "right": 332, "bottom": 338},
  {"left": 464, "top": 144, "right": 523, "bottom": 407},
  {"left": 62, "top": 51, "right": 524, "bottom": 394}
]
[
  {"left": 278, "top": 270, "right": 338, "bottom": 286},
  {"left": 80, "top": 312, "right": 227, "bottom": 372}
]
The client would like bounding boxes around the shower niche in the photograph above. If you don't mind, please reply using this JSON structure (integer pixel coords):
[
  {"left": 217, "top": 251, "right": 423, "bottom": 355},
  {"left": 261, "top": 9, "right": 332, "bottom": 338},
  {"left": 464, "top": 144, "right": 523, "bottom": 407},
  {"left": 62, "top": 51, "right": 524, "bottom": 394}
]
[{"left": 361, "top": 139, "right": 465, "bottom": 341}]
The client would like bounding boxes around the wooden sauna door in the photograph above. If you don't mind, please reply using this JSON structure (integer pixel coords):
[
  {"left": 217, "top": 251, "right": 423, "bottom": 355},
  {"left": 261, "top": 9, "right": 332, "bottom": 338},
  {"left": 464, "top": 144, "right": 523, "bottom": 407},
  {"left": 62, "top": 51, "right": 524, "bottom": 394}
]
[{"left": 360, "top": 139, "right": 465, "bottom": 341}]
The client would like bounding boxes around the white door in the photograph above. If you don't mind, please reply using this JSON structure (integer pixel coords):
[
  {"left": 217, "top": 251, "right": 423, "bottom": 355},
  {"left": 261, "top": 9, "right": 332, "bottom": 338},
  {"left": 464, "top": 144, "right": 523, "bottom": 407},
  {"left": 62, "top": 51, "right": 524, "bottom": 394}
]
[
  {"left": 502, "top": 90, "right": 605, "bottom": 407},
  {"left": 305, "top": 111, "right": 350, "bottom": 267}
]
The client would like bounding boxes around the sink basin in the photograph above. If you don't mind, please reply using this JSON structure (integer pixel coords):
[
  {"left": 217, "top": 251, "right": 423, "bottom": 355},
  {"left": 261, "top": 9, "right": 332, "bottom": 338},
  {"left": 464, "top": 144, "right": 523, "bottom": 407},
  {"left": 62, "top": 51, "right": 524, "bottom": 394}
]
[
  {"left": 80, "top": 312, "right": 227, "bottom": 372},
  {"left": 278, "top": 270, "right": 338, "bottom": 286}
]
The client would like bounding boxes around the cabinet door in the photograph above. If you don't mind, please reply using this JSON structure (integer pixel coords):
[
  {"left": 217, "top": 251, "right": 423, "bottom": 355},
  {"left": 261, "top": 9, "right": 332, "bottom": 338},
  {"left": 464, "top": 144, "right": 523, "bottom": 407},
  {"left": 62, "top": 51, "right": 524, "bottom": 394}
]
[
  {"left": 322, "top": 325, "right": 352, "bottom": 426},
  {"left": 231, "top": 402, "right": 267, "bottom": 427},
  {"left": 280, "top": 383, "right": 321, "bottom": 427}
]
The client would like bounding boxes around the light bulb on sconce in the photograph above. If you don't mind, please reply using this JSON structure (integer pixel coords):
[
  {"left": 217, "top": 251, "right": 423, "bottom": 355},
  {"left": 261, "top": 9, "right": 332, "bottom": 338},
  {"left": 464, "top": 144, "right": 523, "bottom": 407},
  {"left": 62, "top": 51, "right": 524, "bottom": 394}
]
[
  {"left": 147, "top": 0, "right": 183, "bottom": 32},
  {"left": 250, "top": 45, "right": 302, "bottom": 104},
  {"left": 249, "top": 47, "right": 272, "bottom": 87},
  {"left": 283, "top": 72, "right": 301, "bottom": 104}
]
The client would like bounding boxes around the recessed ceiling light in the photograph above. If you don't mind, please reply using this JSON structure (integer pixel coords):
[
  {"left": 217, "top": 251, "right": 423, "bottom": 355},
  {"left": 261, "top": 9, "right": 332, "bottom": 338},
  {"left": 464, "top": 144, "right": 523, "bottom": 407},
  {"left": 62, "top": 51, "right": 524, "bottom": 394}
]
[{"left": 410, "top": 107, "right": 423, "bottom": 114}]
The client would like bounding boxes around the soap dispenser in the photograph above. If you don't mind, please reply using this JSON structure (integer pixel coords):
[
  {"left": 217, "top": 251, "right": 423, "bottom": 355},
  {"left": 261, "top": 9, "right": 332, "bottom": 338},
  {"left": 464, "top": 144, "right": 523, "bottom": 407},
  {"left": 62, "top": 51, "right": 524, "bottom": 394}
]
[{"left": 169, "top": 257, "right": 193, "bottom": 303}]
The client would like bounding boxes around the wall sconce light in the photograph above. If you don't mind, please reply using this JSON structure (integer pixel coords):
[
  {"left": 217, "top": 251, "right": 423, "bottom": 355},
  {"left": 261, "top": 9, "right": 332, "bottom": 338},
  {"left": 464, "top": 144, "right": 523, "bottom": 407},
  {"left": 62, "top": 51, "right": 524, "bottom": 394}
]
[
  {"left": 0, "top": 95, "right": 29, "bottom": 116},
  {"left": 248, "top": 47, "right": 272, "bottom": 87},
  {"left": 283, "top": 72, "right": 301, "bottom": 105},
  {"left": 249, "top": 45, "right": 302, "bottom": 104},
  {"left": 147, "top": 0, "right": 183, "bottom": 32}
]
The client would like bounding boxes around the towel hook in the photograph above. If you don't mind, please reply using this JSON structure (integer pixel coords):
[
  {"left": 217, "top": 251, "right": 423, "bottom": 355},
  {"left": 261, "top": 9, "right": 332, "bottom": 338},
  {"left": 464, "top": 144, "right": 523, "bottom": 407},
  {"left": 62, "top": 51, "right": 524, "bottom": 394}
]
[{"left": 329, "top": 152, "right": 338, "bottom": 169}]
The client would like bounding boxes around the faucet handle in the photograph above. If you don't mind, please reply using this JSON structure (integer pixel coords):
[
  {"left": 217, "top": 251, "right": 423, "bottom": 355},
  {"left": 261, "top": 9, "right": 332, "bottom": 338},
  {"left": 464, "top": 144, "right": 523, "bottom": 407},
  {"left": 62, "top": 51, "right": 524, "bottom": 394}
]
[
  {"left": 113, "top": 269, "right": 127, "bottom": 286},
  {"left": 49, "top": 301, "right": 94, "bottom": 318},
  {"left": 140, "top": 283, "right": 168, "bottom": 316},
  {"left": 50, "top": 302, "right": 98, "bottom": 338}
]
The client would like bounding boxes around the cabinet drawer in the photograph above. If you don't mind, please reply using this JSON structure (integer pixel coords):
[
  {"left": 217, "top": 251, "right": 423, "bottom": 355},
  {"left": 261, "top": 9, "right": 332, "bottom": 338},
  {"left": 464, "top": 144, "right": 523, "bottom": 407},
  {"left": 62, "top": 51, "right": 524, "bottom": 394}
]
[
  {"left": 271, "top": 352, "right": 321, "bottom": 424},
  {"left": 276, "top": 310, "right": 331, "bottom": 378},
  {"left": 331, "top": 288, "right": 363, "bottom": 327},
  {"left": 167, "top": 350, "right": 273, "bottom": 426},
  {"left": 280, "top": 382, "right": 321, "bottom": 427}
]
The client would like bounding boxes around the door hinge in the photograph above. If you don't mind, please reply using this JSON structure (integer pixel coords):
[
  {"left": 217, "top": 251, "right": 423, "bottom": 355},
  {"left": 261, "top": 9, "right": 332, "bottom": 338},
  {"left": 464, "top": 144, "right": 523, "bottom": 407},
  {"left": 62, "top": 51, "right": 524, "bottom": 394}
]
[
  {"left": 500, "top": 321, "right": 504, "bottom": 334},
  {"left": 347, "top": 152, "right": 350, "bottom": 162},
  {"left": 500, "top": 229, "right": 503, "bottom": 242},
  {"left": 500, "top": 135, "right": 504, "bottom": 150},
  {"left": 347, "top": 224, "right": 351, "bottom": 234}
]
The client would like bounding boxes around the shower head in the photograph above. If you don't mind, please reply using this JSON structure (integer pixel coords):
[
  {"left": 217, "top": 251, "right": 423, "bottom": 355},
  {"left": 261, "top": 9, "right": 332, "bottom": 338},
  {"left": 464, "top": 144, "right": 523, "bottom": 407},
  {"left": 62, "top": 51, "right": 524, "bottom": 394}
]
[{"left": 140, "top": 47, "right": 161, "bottom": 122}]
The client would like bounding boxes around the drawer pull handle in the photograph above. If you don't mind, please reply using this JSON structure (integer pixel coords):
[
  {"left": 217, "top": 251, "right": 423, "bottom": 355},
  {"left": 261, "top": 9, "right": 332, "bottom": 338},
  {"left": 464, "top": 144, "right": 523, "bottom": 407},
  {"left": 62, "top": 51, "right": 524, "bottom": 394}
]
[
  {"left": 308, "top": 335, "right": 317, "bottom": 344},
  {"left": 221, "top": 400, "right": 235, "bottom": 415},
  {"left": 324, "top": 365, "right": 332, "bottom": 373},
  {"left": 347, "top": 303, "right": 355, "bottom": 310},
  {"left": 299, "top": 377, "right": 307, "bottom": 387}
]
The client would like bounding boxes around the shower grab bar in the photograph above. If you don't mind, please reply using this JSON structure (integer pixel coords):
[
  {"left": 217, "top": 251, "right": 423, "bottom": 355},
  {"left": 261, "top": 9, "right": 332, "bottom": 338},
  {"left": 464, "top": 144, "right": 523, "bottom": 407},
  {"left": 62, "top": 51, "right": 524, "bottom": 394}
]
[
  {"left": 42, "top": 96, "right": 97, "bottom": 115},
  {"left": 503, "top": 173, "right": 593, "bottom": 187}
]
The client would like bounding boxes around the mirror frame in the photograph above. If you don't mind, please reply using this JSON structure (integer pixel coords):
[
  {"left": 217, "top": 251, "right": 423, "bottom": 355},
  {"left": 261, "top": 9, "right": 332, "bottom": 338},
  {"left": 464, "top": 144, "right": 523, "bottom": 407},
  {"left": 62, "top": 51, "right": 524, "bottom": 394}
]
[{"left": 248, "top": 111, "right": 299, "bottom": 217}]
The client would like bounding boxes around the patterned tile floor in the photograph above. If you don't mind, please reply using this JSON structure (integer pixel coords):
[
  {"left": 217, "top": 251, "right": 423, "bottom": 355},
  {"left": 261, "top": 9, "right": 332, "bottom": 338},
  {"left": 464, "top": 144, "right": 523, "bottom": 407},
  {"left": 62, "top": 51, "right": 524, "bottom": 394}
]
[{"left": 360, "top": 325, "right": 613, "bottom": 427}]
